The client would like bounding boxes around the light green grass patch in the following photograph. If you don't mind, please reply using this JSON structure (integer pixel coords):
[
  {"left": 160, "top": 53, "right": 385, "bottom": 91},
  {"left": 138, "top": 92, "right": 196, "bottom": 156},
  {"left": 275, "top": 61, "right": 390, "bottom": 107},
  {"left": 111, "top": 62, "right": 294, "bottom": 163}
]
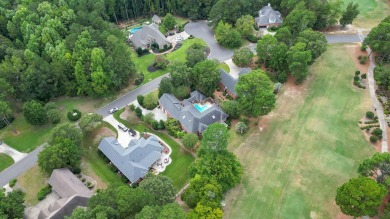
[
  {"left": 218, "top": 63, "right": 230, "bottom": 73},
  {"left": 17, "top": 166, "right": 47, "bottom": 205},
  {"left": 0, "top": 153, "right": 14, "bottom": 171},
  {"left": 340, "top": 0, "right": 390, "bottom": 28},
  {"left": 224, "top": 44, "right": 375, "bottom": 219}
]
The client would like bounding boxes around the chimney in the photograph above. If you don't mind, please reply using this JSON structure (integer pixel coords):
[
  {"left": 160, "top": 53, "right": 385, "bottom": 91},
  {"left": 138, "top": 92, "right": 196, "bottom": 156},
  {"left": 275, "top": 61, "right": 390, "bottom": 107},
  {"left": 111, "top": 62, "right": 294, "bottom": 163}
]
[{"left": 268, "top": 3, "right": 271, "bottom": 6}]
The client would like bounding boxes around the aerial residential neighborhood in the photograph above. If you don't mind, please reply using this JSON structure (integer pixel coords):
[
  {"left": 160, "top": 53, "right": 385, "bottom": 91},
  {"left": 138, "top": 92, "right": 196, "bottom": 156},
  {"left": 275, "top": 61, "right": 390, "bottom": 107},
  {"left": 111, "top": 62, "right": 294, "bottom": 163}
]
[{"left": 0, "top": 0, "right": 390, "bottom": 219}]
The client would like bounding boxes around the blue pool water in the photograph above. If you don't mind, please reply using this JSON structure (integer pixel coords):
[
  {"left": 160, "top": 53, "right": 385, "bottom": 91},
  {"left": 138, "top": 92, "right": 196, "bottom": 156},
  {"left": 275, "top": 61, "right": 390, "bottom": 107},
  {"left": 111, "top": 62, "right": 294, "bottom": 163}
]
[
  {"left": 130, "top": 27, "right": 142, "bottom": 34},
  {"left": 194, "top": 104, "right": 210, "bottom": 113}
]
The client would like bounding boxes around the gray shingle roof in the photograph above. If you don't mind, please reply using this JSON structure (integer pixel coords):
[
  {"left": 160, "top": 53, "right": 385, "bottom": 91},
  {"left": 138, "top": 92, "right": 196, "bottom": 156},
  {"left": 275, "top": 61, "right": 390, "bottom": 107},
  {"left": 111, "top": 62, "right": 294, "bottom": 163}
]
[
  {"left": 98, "top": 136, "right": 163, "bottom": 183},
  {"left": 131, "top": 24, "right": 170, "bottom": 49},
  {"left": 152, "top": 15, "right": 161, "bottom": 23},
  {"left": 219, "top": 68, "right": 250, "bottom": 96},
  {"left": 255, "top": 4, "right": 283, "bottom": 26},
  {"left": 159, "top": 90, "right": 228, "bottom": 133}
]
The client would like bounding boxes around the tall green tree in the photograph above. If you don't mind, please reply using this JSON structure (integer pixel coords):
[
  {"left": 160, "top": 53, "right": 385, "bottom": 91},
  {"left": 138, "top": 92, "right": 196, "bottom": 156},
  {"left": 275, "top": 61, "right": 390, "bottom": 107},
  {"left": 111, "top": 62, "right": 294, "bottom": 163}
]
[
  {"left": 235, "top": 70, "right": 276, "bottom": 117},
  {"left": 232, "top": 47, "right": 253, "bottom": 67},
  {"left": 182, "top": 174, "right": 223, "bottom": 208},
  {"left": 235, "top": 15, "right": 254, "bottom": 38},
  {"left": 339, "top": 2, "right": 359, "bottom": 27},
  {"left": 364, "top": 16, "right": 390, "bottom": 62},
  {"left": 186, "top": 43, "right": 206, "bottom": 67},
  {"left": 49, "top": 123, "right": 82, "bottom": 146},
  {"left": 296, "top": 29, "right": 327, "bottom": 61},
  {"left": 22, "top": 100, "right": 47, "bottom": 126},
  {"left": 79, "top": 113, "right": 103, "bottom": 134},
  {"left": 286, "top": 42, "right": 312, "bottom": 83},
  {"left": 358, "top": 152, "right": 390, "bottom": 184},
  {"left": 336, "top": 177, "right": 386, "bottom": 217},
  {"left": 192, "top": 60, "right": 220, "bottom": 97},
  {"left": 282, "top": 2, "right": 316, "bottom": 37},
  {"left": 163, "top": 13, "right": 176, "bottom": 30},
  {"left": 0, "top": 190, "right": 25, "bottom": 219},
  {"left": 187, "top": 203, "right": 223, "bottom": 219},
  {"left": 256, "top": 35, "right": 278, "bottom": 66},
  {"left": 139, "top": 174, "right": 176, "bottom": 206},
  {"left": 215, "top": 21, "right": 242, "bottom": 48},
  {"left": 208, "top": 0, "right": 251, "bottom": 25},
  {"left": 200, "top": 123, "right": 229, "bottom": 153}
]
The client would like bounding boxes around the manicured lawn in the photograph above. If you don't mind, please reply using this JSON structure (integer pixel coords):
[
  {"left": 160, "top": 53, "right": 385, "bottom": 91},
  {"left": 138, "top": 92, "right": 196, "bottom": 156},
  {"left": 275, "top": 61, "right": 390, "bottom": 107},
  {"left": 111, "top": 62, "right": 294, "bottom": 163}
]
[
  {"left": 131, "top": 38, "right": 207, "bottom": 84},
  {"left": 113, "top": 109, "right": 195, "bottom": 190},
  {"left": 224, "top": 45, "right": 375, "bottom": 218},
  {"left": 17, "top": 165, "right": 47, "bottom": 205},
  {"left": 0, "top": 153, "right": 14, "bottom": 171},
  {"left": 81, "top": 122, "right": 125, "bottom": 186},
  {"left": 219, "top": 63, "right": 230, "bottom": 73},
  {"left": 340, "top": 0, "right": 390, "bottom": 28}
]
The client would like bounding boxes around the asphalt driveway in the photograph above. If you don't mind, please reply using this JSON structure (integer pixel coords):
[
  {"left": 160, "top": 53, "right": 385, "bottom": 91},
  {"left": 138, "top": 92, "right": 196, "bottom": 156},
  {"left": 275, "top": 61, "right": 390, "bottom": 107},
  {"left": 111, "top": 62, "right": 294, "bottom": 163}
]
[{"left": 185, "top": 21, "right": 234, "bottom": 62}]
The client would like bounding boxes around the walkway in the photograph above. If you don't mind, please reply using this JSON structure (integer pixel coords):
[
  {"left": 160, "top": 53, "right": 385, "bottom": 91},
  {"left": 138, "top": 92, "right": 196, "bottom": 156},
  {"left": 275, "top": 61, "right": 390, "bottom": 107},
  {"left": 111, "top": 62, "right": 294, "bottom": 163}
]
[
  {"left": 224, "top": 59, "right": 242, "bottom": 79},
  {"left": 0, "top": 143, "right": 27, "bottom": 162}
]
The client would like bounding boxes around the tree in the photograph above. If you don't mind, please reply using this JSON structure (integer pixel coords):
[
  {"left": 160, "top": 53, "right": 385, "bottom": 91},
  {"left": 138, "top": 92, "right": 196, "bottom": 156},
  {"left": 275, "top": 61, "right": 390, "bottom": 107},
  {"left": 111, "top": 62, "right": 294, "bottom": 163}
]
[
  {"left": 221, "top": 100, "right": 240, "bottom": 119},
  {"left": 236, "top": 70, "right": 276, "bottom": 117},
  {"left": 358, "top": 152, "right": 390, "bottom": 184},
  {"left": 364, "top": 17, "right": 390, "bottom": 61},
  {"left": 169, "top": 61, "right": 192, "bottom": 88},
  {"left": 296, "top": 29, "right": 327, "bottom": 61},
  {"left": 374, "top": 66, "right": 390, "bottom": 89},
  {"left": 0, "top": 101, "right": 14, "bottom": 130},
  {"left": 182, "top": 174, "right": 223, "bottom": 208},
  {"left": 269, "top": 42, "right": 289, "bottom": 74},
  {"left": 232, "top": 48, "right": 253, "bottom": 67},
  {"left": 143, "top": 93, "right": 158, "bottom": 110},
  {"left": 215, "top": 21, "right": 242, "bottom": 48},
  {"left": 154, "top": 55, "right": 169, "bottom": 69},
  {"left": 282, "top": 2, "right": 317, "bottom": 37},
  {"left": 158, "top": 78, "right": 173, "bottom": 97},
  {"left": 158, "top": 203, "right": 186, "bottom": 219},
  {"left": 0, "top": 190, "right": 25, "bottom": 219},
  {"left": 235, "top": 121, "right": 248, "bottom": 134},
  {"left": 181, "top": 133, "right": 199, "bottom": 149},
  {"left": 287, "top": 42, "right": 312, "bottom": 83},
  {"left": 139, "top": 174, "right": 176, "bottom": 206},
  {"left": 336, "top": 177, "right": 386, "bottom": 217},
  {"left": 256, "top": 35, "right": 278, "bottom": 66},
  {"left": 22, "top": 100, "right": 47, "bottom": 126},
  {"left": 340, "top": 2, "right": 359, "bottom": 27},
  {"left": 274, "top": 27, "right": 293, "bottom": 47},
  {"left": 208, "top": 0, "right": 251, "bottom": 25},
  {"left": 186, "top": 43, "right": 206, "bottom": 67},
  {"left": 135, "top": 205, "right": 160, "bottom": 219},
  {"left": 201, "top": 123, "right": 229, "bottom": 153},
  {"left": 192, "top": 60, "right": 220, "bottom": 96},
  {"left": 235, "top": 15, "right": 254, "bottom": 38},
  {"left": 47, "top": 108, "right": 61, "bottom": 124},
  {"left": 163, "top": 13, "right": 176, "bottom": 30},
  {"left": 49, "top": 123, "right": 82, "bottom": 146},
  {"left": 179, "top": 0, "right": 218, "bottom": 20},
  {"left": 187, "top": 203, "right": 223, "bottom": 219},
  {"left": 79, "top": 113, "right": 103, "bottom": 134},
  {"left": 38, "top": 138, "right": 81, "bottom": 174}
]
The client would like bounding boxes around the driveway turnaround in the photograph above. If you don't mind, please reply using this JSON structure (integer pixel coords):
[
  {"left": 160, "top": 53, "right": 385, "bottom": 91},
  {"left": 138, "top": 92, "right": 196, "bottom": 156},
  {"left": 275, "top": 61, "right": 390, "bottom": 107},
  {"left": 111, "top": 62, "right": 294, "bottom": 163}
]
[
  {"left": 0, "top": 143, "right": 28, "bottom": 162},
  {"left": 97, "top": 75, "right": 168, "bottom": 117},
  {"left": 103, "top": 115, "right": 138, "bottom": 147},
  {"left": 185, "top": 21, "right": 234, "bottom": 62}
]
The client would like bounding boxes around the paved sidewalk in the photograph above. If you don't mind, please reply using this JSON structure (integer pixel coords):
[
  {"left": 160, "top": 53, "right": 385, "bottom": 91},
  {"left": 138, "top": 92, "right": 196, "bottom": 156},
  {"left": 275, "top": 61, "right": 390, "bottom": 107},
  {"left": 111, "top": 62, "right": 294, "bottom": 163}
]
[
  {"left": 224, "top": 59, "right": 241, "bottom": 79},
  {"left": 0, "top": 143, "right": 28, "bottom": 162}
]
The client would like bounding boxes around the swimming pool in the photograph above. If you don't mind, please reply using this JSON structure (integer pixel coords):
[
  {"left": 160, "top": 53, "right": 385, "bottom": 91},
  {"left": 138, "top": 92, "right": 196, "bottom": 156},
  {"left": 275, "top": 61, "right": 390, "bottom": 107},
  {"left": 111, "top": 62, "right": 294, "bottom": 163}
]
[
  {"left": 130, "top": 27, "right": 142, "bottom": 34},
  {"left": 194, "top": 104, "right": 211, "bottom": 113}
]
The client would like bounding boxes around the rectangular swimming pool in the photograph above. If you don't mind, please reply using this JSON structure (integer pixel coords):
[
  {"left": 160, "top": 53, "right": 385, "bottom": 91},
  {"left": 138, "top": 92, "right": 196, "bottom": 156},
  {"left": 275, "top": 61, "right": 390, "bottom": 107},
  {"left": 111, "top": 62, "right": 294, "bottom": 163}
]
[{"left": 194, "top": 103, "right": 210, "bottom": 113}]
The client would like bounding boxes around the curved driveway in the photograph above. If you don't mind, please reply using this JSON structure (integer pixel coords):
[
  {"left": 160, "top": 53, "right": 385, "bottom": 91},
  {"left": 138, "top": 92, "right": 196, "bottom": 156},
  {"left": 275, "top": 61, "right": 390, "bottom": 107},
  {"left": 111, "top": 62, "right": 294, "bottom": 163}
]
[{"left": 185, "top": 21, "right": 234, "bottom": 62}]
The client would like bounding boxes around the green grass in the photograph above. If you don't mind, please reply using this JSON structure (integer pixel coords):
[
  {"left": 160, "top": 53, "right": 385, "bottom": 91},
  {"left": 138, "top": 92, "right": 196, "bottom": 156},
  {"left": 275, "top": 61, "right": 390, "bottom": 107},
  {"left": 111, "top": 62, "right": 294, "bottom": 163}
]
[
  {"left": 339, "top": 0, "right": 390, "bottom": 28},
  {"left": 131, "top": 38, "right": 207, "bottom": 84},
  {"left": 219, "top": 63, "right": 230, "bottom": 73},
  {"left": 0, "top": 153, "right": 14, "bottom": 171},
  {"left": 17, "top": 166, "right": 47, "bottom": 205},
  {"left": 113, "top": 109, "right": 194, "bottom": 190},
  {"left": 224, "top": 45, "right": 375, "bottom": 219},
  {"left": 159, "top": 25, "right": 168, "bottom": 35}
]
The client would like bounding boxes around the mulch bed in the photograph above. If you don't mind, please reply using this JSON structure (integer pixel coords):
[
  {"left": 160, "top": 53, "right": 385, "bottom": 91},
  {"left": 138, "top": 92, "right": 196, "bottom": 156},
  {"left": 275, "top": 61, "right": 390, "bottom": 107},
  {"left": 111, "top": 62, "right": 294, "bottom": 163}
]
[{"left": 147, "top": 65, "right": 158, "bottom": 72}]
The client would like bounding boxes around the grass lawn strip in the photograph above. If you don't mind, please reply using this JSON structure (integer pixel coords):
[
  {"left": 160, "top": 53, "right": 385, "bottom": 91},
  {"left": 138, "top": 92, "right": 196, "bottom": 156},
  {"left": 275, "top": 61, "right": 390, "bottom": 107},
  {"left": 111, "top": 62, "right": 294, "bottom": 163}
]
[
  {"left": 223, "top": 44, "right": 375, "bottom": 218},
  {"left": 341, "top": 0, "right": 390, "bottom": 28},
  {"left": 17, "top": 165, "right": 47, "bottom": 206},
  {"left": 0, "top": 153, "right": 14, "bottom": 171},
  {"left": 113, "top": 108, "right": 194, "bottom": 190}
]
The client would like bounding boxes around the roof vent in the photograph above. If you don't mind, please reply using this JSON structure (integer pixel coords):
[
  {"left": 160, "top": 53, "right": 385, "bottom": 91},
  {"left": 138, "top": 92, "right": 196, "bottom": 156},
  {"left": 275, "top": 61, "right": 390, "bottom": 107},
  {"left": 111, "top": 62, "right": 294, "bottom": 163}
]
[
  {"left": 182, "top": 115, "right": 186, "bottom": 119},
  {"left": 212, "top": 115, "right": 216, "bottom": 119}
]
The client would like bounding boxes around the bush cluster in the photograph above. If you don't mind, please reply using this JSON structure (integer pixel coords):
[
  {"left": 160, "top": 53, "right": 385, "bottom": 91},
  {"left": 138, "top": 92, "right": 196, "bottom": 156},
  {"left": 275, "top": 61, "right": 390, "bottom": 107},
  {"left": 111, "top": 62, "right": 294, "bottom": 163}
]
[
  {"left": 355, "top": 71, "right": 360, "bottom": 76},
  {"left": 361, "top": 73, "right": 367, "bottom": 79},
  {"left": 134, "top": 73, "right": 144, "bottom": 85},
  {"left": 366, "top": 111, "right": 375, "bottom": 119},
  {"left": 370, "top": 135, "right": 378, "bottom": 143},
  {"left": 136, "top": 47, "right": 149, "bottom": 56},
  {"left": 67, "top": 109, "right": 81, "bottom": 121},
  {"left": 247, "top": 35, "right": 260, "bottom": 43},
  {"left": 358, "top": 55, "right": 368, "bottom": 64},
  {"left": 9, "top": 179, "right": 17, "bottom": 187},
  {"left": 37, "top": 185, "right": 52, "bottom": 201},
  {"left": 372, "top": 128, "right": 383, "bottom": 139}
]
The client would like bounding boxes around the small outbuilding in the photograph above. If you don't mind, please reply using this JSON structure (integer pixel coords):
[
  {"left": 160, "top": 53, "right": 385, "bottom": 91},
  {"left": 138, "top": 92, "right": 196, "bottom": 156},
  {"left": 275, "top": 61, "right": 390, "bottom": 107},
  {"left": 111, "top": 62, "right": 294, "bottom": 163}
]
[{"left": 152, "top": 15, "right": 162, "bottom": 24}]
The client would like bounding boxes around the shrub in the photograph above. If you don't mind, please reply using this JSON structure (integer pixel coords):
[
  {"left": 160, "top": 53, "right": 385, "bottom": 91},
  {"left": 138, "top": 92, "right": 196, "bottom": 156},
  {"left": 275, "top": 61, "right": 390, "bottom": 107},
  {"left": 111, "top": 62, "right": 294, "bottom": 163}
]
[
  {"left": 137, "top": 95, "right": 144, "bottom": 106},
  {"left": 67, "top": 109, "right": 81, "bottom": 121},
  {"left": 154, "top": 55, "right": 169, "bottom": 69},
  {"left": 143, "top": 93, "right": 158, "bottom": 110},
  {"left": 361, "top": 73, "right": 367, "bottom": 79},
  {"left": 37, "top": 185, "right": 52, "bottom": 201},
  {"left": 81, "top": 178, "right": 86, "bottom": 182},
  {"left": 44, "top": 102, "right": 57, "bottom": 111},
  {"left": 134, "top": 73, "right": 144, "bottom": 85},
  {"left": 366, "top": 111, "right": 375, "bottom": 119},
  {"left": 158, "top": 120, "right": 165, "bottom": 130},
  {"left": 47, "top": 109, "right": 61, "bottom": 124},
  {"left": 151, "top": 120, "right": 159, "bottom": 130},
  {"left": 189, "top": 35, "right": 194, "bottom": 39},
  {"left": 23, "top": 100, "right": 47, "bottom": 125},
  {"left": 136, "top": 47, "right": 143, "bottom": 56},
  {"left": 353, "top": 75, "right": 360, "bottom": 81},
  {"left": 355, "top": 71, "right": 360, "bottom": 75},
  {"left": 143, "top": 112, "right": 155, "bottom": 125},
  {"left": 360, "top": 56, "right": 368, "bottom": 64},
  {"left": 165, "top": 118, "right": 181, "bottom": 137},
  {"left": 361, "top": 44, "right": 367, "bottom": 51},
  {"left": 239, "top": 117, "right": 250, "bottom": 125},
  {"left": 181, "top": 133, "right": 199, "bottom": 149},
  {"left": 235, "top": 121, "right": 248, "bottom": 134},
  {"left": 247, "top": 35, "right": 259, "bottom": 43},
  {"left": 269, "top": 26, "right": 279, "bottom": 31},
  {"left": 370, "top": 135, "right": 378, "bottom": 143},
  {"left": 129, "top": 104, "right": 136, "bottom": 111},
  {"left": 372, "top": 128, "right": 383, "bottom": 138},
  {"left": 358, "top": 55, "right": 363, "bottom": 60},
  {"left": 135, "top": 107, "right": 143, "bottom": 117},
  {"left": 9, "top": 179, "right": 17, "bottom": 187}
]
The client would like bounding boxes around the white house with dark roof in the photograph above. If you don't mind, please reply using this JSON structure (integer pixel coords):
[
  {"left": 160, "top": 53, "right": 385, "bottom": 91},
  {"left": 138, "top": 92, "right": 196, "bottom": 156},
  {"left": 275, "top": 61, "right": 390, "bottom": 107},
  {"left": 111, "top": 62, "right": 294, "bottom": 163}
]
[
  {"left": 158, "top": 90, "right": 228, "bottom": 134},
  {"left": 255, "top": 3, "right": 283, "bottom": 28},
  {"left": 38, "top": 168, "right": 94, "bottom": 219},
  {"left": 98, "top": 136, "right": 163, "bottom": 183},
  {"left": 130, "top": 24, "right": 170, "bottom": 50}
]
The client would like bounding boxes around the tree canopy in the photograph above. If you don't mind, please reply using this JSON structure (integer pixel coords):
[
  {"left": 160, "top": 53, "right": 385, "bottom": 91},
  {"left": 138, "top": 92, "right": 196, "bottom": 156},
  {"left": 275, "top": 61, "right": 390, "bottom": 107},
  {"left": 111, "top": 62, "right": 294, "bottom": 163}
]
[
  {"left": 49, "top": 123, "right": 82, "bottom": 146},
  {"left": 233, "top": 48, "right": 253, "bottom": 67},
  {"left": 358, "top": 152, "right": 390, "bottom": 184},
  {"left": 339, "top": 2, "right": 359, "bottom": 27},
  {"left": 364, "top": 16, "right": 390, "bottom": 62},
  {"left": 215, "top": 21, "right": 242, "bottom": 48},
  {"left": 200, "top": 123, "right": 229, "bottom": 154},
  {"left": 192, "top": 60, "right": 221, "bottom": 97},
  {"left": 139, "top": 174, "right": 176, "bottom": 206},
  {"left": 0, "top": 190, "right": 25, "bottom": 219}
]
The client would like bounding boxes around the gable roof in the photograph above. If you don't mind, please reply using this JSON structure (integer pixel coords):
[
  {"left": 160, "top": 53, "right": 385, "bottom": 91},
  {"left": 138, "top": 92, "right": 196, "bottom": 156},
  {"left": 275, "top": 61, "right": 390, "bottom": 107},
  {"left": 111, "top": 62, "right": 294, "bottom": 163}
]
[
  {"left": 98, "top": 136, "right": 163, "bottom": 182},
  {"left": 219, "top": 68, "right": 251, "bottom": 96},
  {"left": 131, "top": 24, "right": 170, "bottom": 49},
  {"left": 159, "top": 90, "right": 228, "bottom": 133},
  {"left": 255, "top": 4, "right": 283, "bottom": 26},
  {"left": 152, "top": 15, "right": 161, "bottom": 23}
]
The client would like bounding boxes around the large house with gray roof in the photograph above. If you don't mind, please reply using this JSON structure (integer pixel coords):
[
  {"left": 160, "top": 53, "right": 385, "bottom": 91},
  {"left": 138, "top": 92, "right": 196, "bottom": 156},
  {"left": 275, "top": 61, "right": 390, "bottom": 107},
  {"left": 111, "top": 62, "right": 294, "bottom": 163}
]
[
  {"left": 130, "top": 24, "right": 170, "bottom": 50},
  {"left": 38, "top": 168, "right": 94, "bottom": 219},
  {"left": 255, "top": 3, "right": 283, "bottom": 28},
  {"left": 98, "top": 136, "right": 163, "bottom": 183},
  {"left": 218, "top": 68, "right": 250, "bottom": 99},
  {"left": 159, "top": 90, "right": 228, "bottom": 134}
]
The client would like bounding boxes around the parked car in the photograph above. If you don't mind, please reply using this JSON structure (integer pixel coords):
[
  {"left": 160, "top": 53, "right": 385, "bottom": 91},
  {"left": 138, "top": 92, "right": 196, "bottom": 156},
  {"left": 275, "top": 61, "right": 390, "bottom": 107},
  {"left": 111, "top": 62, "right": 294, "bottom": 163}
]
[
  {"left": 129, "top": 129, "right": 137, "bottom": 137},
  {"left": 109, "top": 107, "right": 119, "bottom": 114},
  {"left": 118, "top": 123, "right": 128, "bottom": 132}
]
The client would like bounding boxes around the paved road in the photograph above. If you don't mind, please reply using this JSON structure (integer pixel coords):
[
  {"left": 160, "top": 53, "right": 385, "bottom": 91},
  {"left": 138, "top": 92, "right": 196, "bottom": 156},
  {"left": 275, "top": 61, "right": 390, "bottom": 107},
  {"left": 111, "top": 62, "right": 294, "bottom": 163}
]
[
  {"left": 325, "top": 34, "right": 361, "bottom": 44},
  {"left": 96, "top": 75, "right": 168, "bottom": 117},
  {"left": 185, "top": 21, "right": 234, "bottom": 62},
  {"left": 0, "top": 145, "right": 44, "bottom": 187}
]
